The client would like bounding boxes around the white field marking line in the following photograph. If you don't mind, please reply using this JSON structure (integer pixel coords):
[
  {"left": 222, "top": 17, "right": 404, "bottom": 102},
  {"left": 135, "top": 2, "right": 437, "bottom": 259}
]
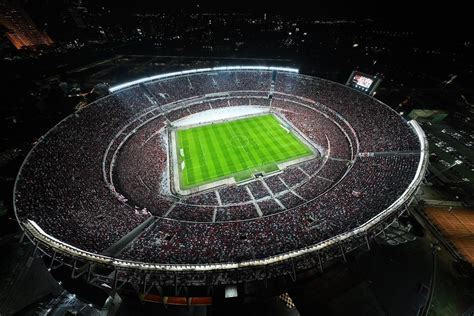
[
  {"left": 179, "top": 121, "right": 313, "bottom": 180},
  {"left": 225, "top": 131, "right": 304, "bottom": 152},
  {"left": 226, "top": 124, "right": 307, "bottom": 151},
  {"left": 280, "top": 124, "right": 290, "bottom": 133},
  {"left": 186, "top": 139, "right": 313, "bottom": 163},
  {"left": 180, "top": 130, "right": 259, "bottom": 160},
  {"left": 181, "top": 148, "right": 310, "bottom": 176},
  {"left": 180, "top": 140, "right": 311, "bottom": 177},
  {"left": 181, "top": 140, "right": 311, "bottom": 166},
  {"left": 229, "top": 135, "right": 250, "bottom": 148},
  {"left": 181, "top": 118, "right": 296, "bottom": 144}
]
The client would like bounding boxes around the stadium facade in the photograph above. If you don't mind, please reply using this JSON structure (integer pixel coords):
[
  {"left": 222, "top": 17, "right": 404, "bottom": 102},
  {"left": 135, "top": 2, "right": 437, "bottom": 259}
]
[{"left": 14, "top": 66, "right": 428, "bottom": 298}]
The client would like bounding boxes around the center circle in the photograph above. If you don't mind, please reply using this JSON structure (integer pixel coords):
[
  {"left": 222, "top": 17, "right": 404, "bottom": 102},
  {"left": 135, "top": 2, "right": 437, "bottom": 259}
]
[{"left": 230, "top": 134, "right": 250, "bottom": 148}]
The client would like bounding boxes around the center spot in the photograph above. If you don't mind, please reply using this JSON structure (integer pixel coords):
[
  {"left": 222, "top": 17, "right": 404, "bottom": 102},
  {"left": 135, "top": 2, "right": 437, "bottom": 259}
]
[{"left": 230, "top": 135, "right": 249, "bottom": 148}]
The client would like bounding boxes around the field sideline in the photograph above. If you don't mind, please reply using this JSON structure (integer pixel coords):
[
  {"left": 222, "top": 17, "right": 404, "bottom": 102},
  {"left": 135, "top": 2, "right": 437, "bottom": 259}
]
[{"left": 176, "top": 114, "right": 314, "bottom": 189}]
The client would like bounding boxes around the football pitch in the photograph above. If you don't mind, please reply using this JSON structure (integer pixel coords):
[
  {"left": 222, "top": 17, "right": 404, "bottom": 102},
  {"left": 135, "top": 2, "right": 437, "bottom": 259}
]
[{"left": 176, "top": 114, "right": 314, "bottom": 189}]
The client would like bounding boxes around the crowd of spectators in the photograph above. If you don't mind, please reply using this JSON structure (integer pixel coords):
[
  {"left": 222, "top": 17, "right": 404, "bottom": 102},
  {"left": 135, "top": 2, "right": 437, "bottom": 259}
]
[
  {"left": 167, "top": 204, "right": 214, "bottom": 222},
  {"left": 276, "top": 191, "right": 305, "bottom": 209},
  {"left": 184, "top": 191, "right": 218, "bottom": 206},
  {"left": 300, "top": 159, "right": 324, "bottom": 175},
  {"left": 317, "top": 159, "right": 350, "bottom": 182},
  {"left": 294, "top": 176, "right": 333, "bottom": 200},
  {"left": 229, "top": 97, "right": 250, "bottom": 107},
  {"left": 215, "top": 204, "right": 259, "bottom": 222},
  {"left": 246, "top": 180, "right": 270, "bottom": 199},
  {"left": 15, "top": 69, "right": 423, "bottom": 271},
  {"left": 165, "top": 107, "right": 190, "bottom": 122},
  {"left": 249, "top": 97, "right": 271, "bottom": 107},
  {"left": 188, "top": 101, "right": 211, "bottom": 114},
  {"left": 15, "top": 94, "right": 152, "bottom": 253},
  {"left": 113, "top": 115, "right": 175, "bottom": 217},
  {"left": 264, "top": 175, "right": 289, "bottom": 194},
  {"left": 218, "top": 186, "right": 251, "bottom": 204},
  {"left": 257, "top": 198, "right": 283, "bottom": 216},
  {"left": 143, "top": 71, "right": 273, "bottom": 104},
  {"left": 276, "top": 73, "right": 419, "bottom": 152},
  {"left": 279, "top": 167, "right": 308, "bottom": 187},
  {"left": 272, "top": 98, "right": 352, "bottom": 160},
  {"left": 209, "top": 98, "right": 230, "bottom": 109}
]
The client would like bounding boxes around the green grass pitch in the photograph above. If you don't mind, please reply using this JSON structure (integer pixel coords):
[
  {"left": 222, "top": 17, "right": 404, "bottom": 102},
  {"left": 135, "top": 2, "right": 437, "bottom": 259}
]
[{"left": 176, "top": 114, "right": 313, "bottom": 189}]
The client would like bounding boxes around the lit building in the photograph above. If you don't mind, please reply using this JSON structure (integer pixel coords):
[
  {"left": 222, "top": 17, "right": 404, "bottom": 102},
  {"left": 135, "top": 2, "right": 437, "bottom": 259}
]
[{"left": 0, "top": 1, "right": 53, "bottom": 49}]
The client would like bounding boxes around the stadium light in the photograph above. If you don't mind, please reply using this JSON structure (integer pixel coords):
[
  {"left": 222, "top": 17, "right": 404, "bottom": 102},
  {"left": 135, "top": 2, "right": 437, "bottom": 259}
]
[{"left": 109, "top": 66, "right": 299, "bottom": 92}]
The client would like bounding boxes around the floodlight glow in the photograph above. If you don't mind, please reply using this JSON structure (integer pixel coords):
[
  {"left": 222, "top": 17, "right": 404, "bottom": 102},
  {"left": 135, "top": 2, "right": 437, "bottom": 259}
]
[{"left": 108, "top": 66, "right": 299, "bottom": 92}]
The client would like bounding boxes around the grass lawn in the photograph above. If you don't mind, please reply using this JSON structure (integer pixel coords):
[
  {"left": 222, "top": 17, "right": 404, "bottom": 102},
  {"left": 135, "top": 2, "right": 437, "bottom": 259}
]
[{"left": 176, "top": 114, "right": 313, "bottom": 189}]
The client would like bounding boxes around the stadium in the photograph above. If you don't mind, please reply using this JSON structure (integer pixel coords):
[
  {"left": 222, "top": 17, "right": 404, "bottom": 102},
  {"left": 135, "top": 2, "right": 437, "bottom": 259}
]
[{"left": 13, "top": 66, "right": 428, "bottom": 298}]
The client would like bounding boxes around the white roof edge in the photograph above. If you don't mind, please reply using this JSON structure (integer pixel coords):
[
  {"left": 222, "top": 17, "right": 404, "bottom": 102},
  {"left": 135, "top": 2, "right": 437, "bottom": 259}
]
[{"left": 109, "top": 66, "right": 299, "bottom": 92}]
